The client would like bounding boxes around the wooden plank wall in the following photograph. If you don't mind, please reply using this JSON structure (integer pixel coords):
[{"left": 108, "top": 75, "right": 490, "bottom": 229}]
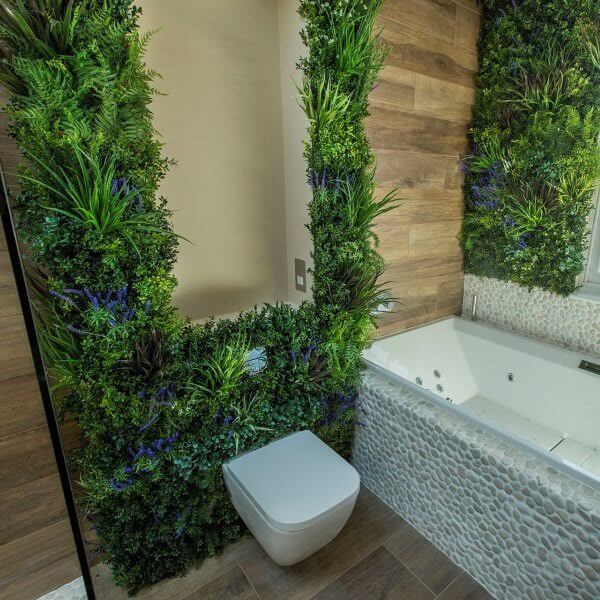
[
  {"left": 0, "top": 93, "right": 81, "bottom": 599},
  {"left": 369, "top": 0, "right": 480, "bottom": 336}
]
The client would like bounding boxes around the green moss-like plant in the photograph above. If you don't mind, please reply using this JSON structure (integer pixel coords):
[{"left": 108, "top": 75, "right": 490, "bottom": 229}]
[
  {"left": 462, "top": 0, "right": 600, "bottom": 295},
  {"left": 0, "top": 0, "right": 394, "bottom": 593}
]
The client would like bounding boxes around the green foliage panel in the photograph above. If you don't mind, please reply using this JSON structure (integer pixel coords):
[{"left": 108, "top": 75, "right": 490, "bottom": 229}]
[
  {"left": 0, "top": 0, "right": 395, "bottom": 593},
  {"left": 462, "top": 0, "right": 600, "bottom": 295}
]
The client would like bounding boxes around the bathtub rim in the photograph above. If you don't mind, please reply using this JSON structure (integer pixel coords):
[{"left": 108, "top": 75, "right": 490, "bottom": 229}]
[{"left": 362, "top": 319, "right": 600, "bottom": 493}]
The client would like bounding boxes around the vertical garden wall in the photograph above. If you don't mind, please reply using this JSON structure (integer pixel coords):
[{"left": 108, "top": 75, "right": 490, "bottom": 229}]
[
  {"left": 0, "top": 0, "right": 393, "bottom": 593},
  {"left": 462, "top": 0, "right": 600, "bottom": 295}
]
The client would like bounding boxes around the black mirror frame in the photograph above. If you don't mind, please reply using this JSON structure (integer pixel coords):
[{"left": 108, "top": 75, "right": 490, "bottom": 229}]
[{"left": 0, "top": 159, "right": 96, "bottom": 600}]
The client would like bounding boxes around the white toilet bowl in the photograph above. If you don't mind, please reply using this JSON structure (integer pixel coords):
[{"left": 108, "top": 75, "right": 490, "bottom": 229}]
[{"left": 222, "top": 430, "right": 360, "bottom": 566}]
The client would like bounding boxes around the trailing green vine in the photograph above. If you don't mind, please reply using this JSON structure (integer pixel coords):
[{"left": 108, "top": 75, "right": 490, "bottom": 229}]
[
  {"left": 0, "top": 0, "right": 393, "bottom": 593},
  {"left": 462, "top": 0, "right": 600, "bottom": 295}
]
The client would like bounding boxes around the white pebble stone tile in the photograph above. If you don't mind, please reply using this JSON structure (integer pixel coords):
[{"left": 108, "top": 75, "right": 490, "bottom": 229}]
[{"left": 462, "top": 275, "right": 600, "bottom": 358}]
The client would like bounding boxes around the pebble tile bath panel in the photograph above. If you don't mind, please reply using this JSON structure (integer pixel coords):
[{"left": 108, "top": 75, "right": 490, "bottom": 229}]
[
  {"left": 462, "top": 275, "right": 600, "bottom": 358},
  {"left": 354, "top": 369, "right": 600, "bottom": 600}
]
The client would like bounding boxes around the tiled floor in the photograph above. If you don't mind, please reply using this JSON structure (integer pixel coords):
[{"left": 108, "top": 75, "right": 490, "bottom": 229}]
[{"left": 92, "top": 489, "right": 494, "bottom": 600}]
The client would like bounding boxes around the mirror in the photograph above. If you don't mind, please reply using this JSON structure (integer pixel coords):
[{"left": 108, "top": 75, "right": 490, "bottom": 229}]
[
  {"left": 141, "top": 0, "right": 312, "bottom": 321},
  {"left": 0, "top": 1, "right": 314, "bottom": 598}
]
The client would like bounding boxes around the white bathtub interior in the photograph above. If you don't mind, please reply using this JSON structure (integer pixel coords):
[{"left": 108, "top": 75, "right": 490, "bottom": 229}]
[{"left": 363, "top": 317, "right": 600, "bottom": 479}]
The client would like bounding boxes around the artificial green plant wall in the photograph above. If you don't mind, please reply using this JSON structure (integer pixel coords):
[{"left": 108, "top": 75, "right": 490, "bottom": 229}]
[
  {"left": 0, "top": 0, "right": 392, "bottom": 593},
  {"left": 462, "top": 0, "right": 600, "bottom": 295}
]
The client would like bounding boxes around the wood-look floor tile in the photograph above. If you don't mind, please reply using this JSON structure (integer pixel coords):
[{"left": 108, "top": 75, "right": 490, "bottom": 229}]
[
  {"left": 0, "top": 473, "right": 67, "bottom": 545},
  {"left": 0, "top": 315, "right": 35, "bottom": 380},
  {"left": 0, "top": 374, "right": 46, "bottom": 438},
  {"left": 240, "top": 489, "right": 405, "bottom": 600},
  {"left": 312, "top": 546, "right": 433, "bottom": 600},
  {"left": 437, "top": 572, "right": 495, "bottom": 600},
  {"left": 92, "top": 535, "right": 259, "bottom": 600},
  {"left": 0, "top": 519, "right": 80, "bottom": 600},
  {"left": 184, "top": 565, "right": 257, "bottom": 600},
  {"left": 384, "top": 523, "right": 463, "bottom": 595},
  {"left": 0, "top": 426, "right": 58, "bottom": 493}
]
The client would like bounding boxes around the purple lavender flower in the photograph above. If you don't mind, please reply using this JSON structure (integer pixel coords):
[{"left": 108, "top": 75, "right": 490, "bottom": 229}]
[
  {"left": 517, "top": 235, "right": 528, "bottom": 250},
  {"left": 49, "top": 289, "right": 78, "bottom": 307},
  {"left": 66, "top": 324, "right": 86, "bottom": 335},
  {"left": 318, "top": 390, "right": 363, "bottom": 426},
  {"left": 111, "top": 177, "right": 129, "bottom": 196}
]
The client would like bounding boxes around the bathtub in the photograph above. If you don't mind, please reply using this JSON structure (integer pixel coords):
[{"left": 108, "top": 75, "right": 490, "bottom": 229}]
[
  {"left": 363, "top": 316, "right": 600, "bottom": 489},
  {"left": 354, "top": 316, "right": 600, "bottom": 599}
]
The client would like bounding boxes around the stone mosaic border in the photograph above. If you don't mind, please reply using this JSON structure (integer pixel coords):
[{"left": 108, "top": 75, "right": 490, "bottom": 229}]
[
  {"left": 462, "top": 275, "right": 600, "bottom": 358},
  {"left": 354, "top": 369, "right": 600, "bottom": 600}
]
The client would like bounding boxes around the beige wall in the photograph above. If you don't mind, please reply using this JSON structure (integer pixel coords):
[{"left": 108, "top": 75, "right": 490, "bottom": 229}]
[
  {"left": 141, "top": 0, "right": 289, "bottom": 320},
  {"left": 279, "top": 0, "right": 314, "bottom": 305}
]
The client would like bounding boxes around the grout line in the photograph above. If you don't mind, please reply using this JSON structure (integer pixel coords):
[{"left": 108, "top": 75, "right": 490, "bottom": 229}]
[
  {"left": 238, "top": 561, "right": 262, "bottom": 600},
  {"left": 362, "top": 483, "right": 469, "bottom": 597},
  {"left": 377, "top": 12, "right": 478, "bottom": 54},
  {"left": 451, "top": 0, "right": 481, "bottom": 16},
  {"left": 434, "top": 572, "right": 462, "bottom": 597},
  {"left": 382, "top": 538, "right": 438, "bottom": 598}
]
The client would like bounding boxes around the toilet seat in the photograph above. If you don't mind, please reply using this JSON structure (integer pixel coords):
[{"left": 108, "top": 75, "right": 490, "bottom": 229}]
[{"left": 224, "top": 430, "right": 360, "bottom": 532}]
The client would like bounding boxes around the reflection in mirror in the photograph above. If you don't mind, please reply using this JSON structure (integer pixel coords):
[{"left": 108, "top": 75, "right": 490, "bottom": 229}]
[
  {"left": 0, "top": 1, "right": 314, "bottom": 598},
  {"left": 142, "top": 0, "right": 312, "bottom": 321}
]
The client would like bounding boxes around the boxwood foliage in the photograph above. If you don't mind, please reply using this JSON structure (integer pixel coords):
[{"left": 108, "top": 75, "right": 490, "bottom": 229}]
[
  {"left": 0, "top": 0, "right": 394, "bottom": 593},
  {"left": 462, "top": 0, "right": 600, "bottom": 295}
]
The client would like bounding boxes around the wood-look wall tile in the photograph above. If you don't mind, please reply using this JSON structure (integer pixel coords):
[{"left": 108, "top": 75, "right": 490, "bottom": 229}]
[
  {"left": 0, "top": 231, "right": 21, "bottom": 319},
  {"left": 377, "top": 220, "right": 410, "bottom": 262},
  {"left": 380, "top": 17, "right": 478, "bottom": 87},
  {"left": 454, "top": 4, "right": 481, "bottom": 50},
  {"left": 367, "top": 106, "right": 469, "bottom": 156},
  {"left": 452, "top": 0, "right": 480, "bottom": 13},
  {"left": 385, "top": 259, "right": 464, "bottom": 294},
  {"left": 385, "top": 286, "right": 438, "bottom": 322},
  {"left": 0, "top": 519, "right": 80, "bottom": 600},
  {"left": 375, "top": 188, "right": 463, "bottom": 224},
  {"left": 0, "top": 315, "right": 35, "bottom": 379},
  {"left": 0, "top": 426, "right": 57, "bottom": 493},
  {"left": 0, "top": 473, "right": 67, "bottom": 545},
  {"left": 414, "top": 73, "right": 475, "bottom": 124},
  {"left": 380, "top": 0, "right": 458, "bottom": 44},
  {"left": 0, "top": 374, "right": 45, "bottom": 437},
  {"left": 370, "top": 65, "right": 416, "bottom": 111},
  {"left": 437, "top": 275, "right": 465, "bottom": 311},
  {"left": 375, "top": 149, "right": 449, "bottom": 189},
  {"left": 445, "top": 157, "right": 466, "bottom": 189},
  {"left": 408, "top": 220, "right": 462, "bottom": 260}
]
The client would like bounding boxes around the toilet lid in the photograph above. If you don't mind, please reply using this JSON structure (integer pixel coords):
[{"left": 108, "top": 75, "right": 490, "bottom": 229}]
[{"left": 225, "top": 430, "right": 360, "bottom": 532}]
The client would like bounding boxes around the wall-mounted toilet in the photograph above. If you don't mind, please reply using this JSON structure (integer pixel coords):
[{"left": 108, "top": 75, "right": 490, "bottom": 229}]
[{"left": 222, "top": 430, "right": 360, "bottom": 565}]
